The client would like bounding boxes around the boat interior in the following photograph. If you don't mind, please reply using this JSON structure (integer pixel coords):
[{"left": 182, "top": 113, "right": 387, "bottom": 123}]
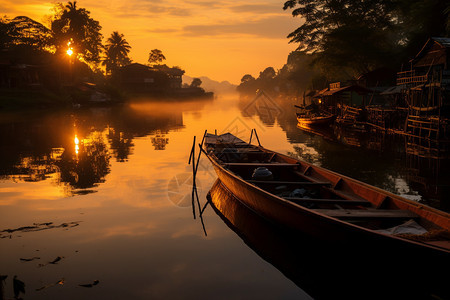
[{"left": 205, "top": 137, "right": 450, "bottom": 249}]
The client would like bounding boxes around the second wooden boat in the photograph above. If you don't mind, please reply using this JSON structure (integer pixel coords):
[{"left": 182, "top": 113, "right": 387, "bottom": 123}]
[{"left": 296, "top": 112, "right": 336, "bottom": 126}]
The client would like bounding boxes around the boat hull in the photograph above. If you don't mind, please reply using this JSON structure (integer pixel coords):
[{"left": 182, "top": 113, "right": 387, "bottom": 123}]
[
  {"left": 206, "top": 151, "right": 450, "bottom": 256},
  {"left": 209, "top": 179, "right": 450, "bottom": 299},
  {"left": 296, "top": 114, "right": 335, "bottom": 126}
]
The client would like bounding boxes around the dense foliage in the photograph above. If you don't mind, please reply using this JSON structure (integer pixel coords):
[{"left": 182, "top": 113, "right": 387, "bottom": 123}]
[
  {"left": 51, "top": 1, "right": 103, "bottom": 65},
  {"left": 238, "top": 0, "right": 450, "bottom": 96},
  {"left": 1, "top": 16, "right": 52, "bottom": 51},
  {"left": 283, "top": 0, "right": 450, "bottom": 76}
]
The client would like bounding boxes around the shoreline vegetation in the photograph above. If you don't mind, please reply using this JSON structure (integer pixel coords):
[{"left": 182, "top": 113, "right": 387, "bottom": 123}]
[
  {"left": 237, "top": 0, "right": 449, "bottom": 99},
  {"left": 1, "top": 1, "right": 449, "bottom": 111},
  {"left": 0, "top": 1, "right": 215, "bottom": 111}
]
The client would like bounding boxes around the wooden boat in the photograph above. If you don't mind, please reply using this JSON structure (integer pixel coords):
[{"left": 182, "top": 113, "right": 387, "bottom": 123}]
[
  {"left": 296, "top": 112, "right": 336, "bottom": 126},
  {"left": 203, "top": 132, "right": 450, "bottom": 256},
  {"left": 208, "top": 179, "right": 449, "bottom": 299}
]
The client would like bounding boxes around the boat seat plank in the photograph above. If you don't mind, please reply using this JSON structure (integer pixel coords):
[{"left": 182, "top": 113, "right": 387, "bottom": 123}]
[
  {"left": 216, "top": 150, "right": 265, "bottom": 154},
  {"left": 313, "top": 209, "right": 419, "bottom": 219},
  {"left": 223, "top": 163, "right": 298, "bottom": 167},
  {"left": 283, "top": 197, "right": 372, "bottom": 206},
  {"left": 248, "top": 180, "right": 331, "bottom": 186},
  {"left": 323, "top": 187, "right": 368, "bottom": 202}
]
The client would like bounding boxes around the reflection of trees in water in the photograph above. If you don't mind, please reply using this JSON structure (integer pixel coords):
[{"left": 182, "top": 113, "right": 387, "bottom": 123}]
[
  {"left": 55, "top": 132, "right": 110, "bottom": 194},
  {"left": 6, "top": 155, "right": 61, "bottom": 182},
  {"left": 107, "top": 127, "right": 134, "bottom": 162},
  {"left": 151, "top": 130, "right": 169, "bottom": 150},
  {"left": 0, "top": 101, "right": 193, "bottom": 194}
]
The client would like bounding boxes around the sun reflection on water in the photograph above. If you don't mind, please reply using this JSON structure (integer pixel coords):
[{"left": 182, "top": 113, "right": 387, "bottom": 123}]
[{"left": 74, "top": 134, "right": 80, "bottom": 155}]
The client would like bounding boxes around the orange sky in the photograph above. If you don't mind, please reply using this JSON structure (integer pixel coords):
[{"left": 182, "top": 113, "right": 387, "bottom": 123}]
[{"left": 1, "top": 0, "right": 301, "bottom": 84}]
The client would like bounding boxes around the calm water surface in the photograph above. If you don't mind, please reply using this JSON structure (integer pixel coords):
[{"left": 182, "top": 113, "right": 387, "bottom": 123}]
[{"left": 0, "top": 94, "right": 448, "bottom": 299}]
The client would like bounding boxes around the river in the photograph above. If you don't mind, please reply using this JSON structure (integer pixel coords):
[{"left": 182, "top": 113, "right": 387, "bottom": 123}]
[{"left": 0, "top": 93, "right": 448, "bottom": 299}]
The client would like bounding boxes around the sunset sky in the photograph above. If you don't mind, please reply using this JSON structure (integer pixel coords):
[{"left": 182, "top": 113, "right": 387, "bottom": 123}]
[{"left": 1, "top": 0, "right": 302, "bottom": 84}]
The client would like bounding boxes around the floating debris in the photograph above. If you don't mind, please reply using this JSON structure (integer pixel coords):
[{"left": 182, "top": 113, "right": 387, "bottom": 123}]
[
  {"left": 0, "top": 275, "right": 7, "bottom": 300},
  {"left": 13, "top": 276, "right": 25, "bottom": 299},
  {"left": 34, "top": 222, "right": 53, "bottom": 226},
  {"left": 36, "top": 278, "right": 64, "bottom": 291},
  {"left": 79, "top": 280, "right": 99, "bottom": 288},
  {"left": 38, "top": 256, "right": 64, "bottom": 267},
  {"left": 49, "top": 256, "right": 63, "bottom": 264},
  {"left": 0, "top": 221, "right": 81, "bottom": 239},
  {"left": 19, "top": 257, "right": 40, "bottom": 262}
]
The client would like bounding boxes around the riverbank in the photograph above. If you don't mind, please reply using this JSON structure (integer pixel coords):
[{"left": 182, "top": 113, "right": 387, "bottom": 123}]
[
  {"left": 0, "top": 88, "right": 71, "bottom": 110},
  {"left": 0, "top": 83, "right": 127, "bottom": 110}
]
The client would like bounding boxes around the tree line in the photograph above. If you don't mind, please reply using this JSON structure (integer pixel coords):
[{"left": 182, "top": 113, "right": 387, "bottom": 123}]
[
  {"left": 0, "top": 1, "right": 166, "bottom": 77},
  {"left": 239, "top": 0, "right": 450, "bottom": 96}
]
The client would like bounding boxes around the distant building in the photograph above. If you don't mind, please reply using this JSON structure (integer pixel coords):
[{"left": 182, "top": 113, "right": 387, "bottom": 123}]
[
  {"left": 313, "top": 82, "right": 372, "bottom": 113},
  {"left": 396, "top": 37, "right": 450, "bottom": 115},
  {"left": 153, "top": 65, "right": 185, "bottom": 89},
  {"left": 0, "top": 60, "right": 41, "bottom": 88},
  {"left": 116, "top": 63, "right": 186, "bottom": 94},
  {"left": 116, "top": 63, "right": 170, "bottom": 94}
]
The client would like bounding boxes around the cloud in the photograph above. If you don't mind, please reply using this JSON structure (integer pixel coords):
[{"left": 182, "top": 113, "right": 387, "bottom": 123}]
[
  {"left": 87, "top": 1, "right": 193, "bottom": 18},
  {"left": 184, "top": 1, "right": 225, "bottom": 8},
  {"left": 146, "top": 28, "right": 180, "bottom": 34},
  {"left": 229, "top": 4, "right": 283, "bottom": 14},
  {"left": 183, "top": 15, "right": 297, "bottom": 39}
]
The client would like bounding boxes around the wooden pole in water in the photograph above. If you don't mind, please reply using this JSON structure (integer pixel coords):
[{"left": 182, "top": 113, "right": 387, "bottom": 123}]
[
  {"left": 194, "top": 130, "right": 207, "bottom": 179},
  {"left": 188, "top": 136, "right": 196, "bottom": 165},
  {"left": 190, "top": 136, "right": 196, "bottom": 219},
  {"left": 253, "top": 129, "right": 261, "bottom": 146}
]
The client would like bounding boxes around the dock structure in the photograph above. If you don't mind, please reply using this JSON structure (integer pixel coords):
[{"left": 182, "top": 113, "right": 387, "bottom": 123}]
[
  {"left": 302, "top": 37, "right": 450, "bottom": 158},
  {"left": 397, "top": 38, "right": 450, "bottom": 157}
]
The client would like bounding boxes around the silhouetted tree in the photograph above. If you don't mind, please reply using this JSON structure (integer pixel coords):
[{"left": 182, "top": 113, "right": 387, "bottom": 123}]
[
  {"left": 148, "top": 49, "right": 166, "bottom": 65},
  {"left": 395, "top": 0, "right": 450, "bottom": 60},
  {"left": 190, "top": 78, "right": 202, "bottom": 88},
  {"left": 103, "top": 31, "right": 131, "bottom": 75},
  {"left": 237, "top": 74, "right": 257, "bottom": 94},
  {"left": 283, "top": 0, "right": 450, "bottom": 76},
  {"left": 284, "top": 0, "right": 399, "bottom": 75},
  {"left": 0, "top": 17, "right": 12, "bottom": 48},
  {"left": 276, "top": 51, "right": 326, "bottom": 94},
  {"left": 0, "top": 16, "right": 52, "bottom": 50},
  {"left": 241, "top": 74, "right": 255, "bottom": 83},
  {"left": 259, "top": 67, "right": 276, "bottom": 80},
  {"left": 51, "top": 1, "right": 103, "bottom": 65}
]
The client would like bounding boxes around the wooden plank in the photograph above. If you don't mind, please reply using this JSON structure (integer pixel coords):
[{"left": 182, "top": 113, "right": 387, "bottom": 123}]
[
  {"left": 223, "top": 163, "right": 298, "bottom": 167},
  {"left": 283, "top": 197, "right": 371, "bottom": 206},
  {"left": 216, "top": 149, "right": 265, "bottom": 154},
  {"left": 322, "top": 186, "right": 369, "bottom": 203},
  {"left": 313, "top": 209, "right": 418, "bottom": 219},
  {"left": 247, "top": 180, "right": 331, "bottom": 186}
]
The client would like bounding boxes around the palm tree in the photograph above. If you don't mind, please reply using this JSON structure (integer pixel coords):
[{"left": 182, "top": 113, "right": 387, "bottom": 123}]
[
  {"left": 51, "top": 1, "right": 103, "bottom": 64},
  {"left": 103, "top": 31, "right": 131, "bottom": 75},
  {"left": 148, "top": 49, "right": 166, "bottom": 66}
]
